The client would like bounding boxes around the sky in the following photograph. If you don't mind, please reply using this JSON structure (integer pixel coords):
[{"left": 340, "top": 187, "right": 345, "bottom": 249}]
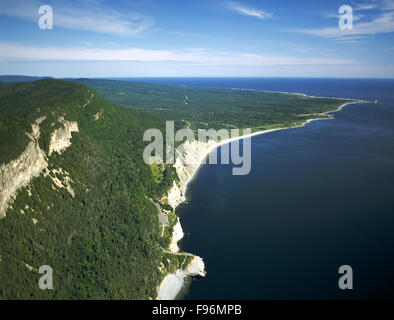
[{"left": 0, "top": 0, "right": 394, "bottom": 78}]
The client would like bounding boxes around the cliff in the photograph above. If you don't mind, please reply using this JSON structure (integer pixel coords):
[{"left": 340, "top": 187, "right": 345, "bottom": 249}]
[
  {"left": 168, "top": 139, "right": 218, "bottom": 209},
  {"left": 0, "top": 113, "right": 79, "bottom": 218},
  {"left": 0, "top": 118, "right": 48, "bottom": 218},
  {"left": 157, "top": 139, "right": 220, "bottom": 299}
]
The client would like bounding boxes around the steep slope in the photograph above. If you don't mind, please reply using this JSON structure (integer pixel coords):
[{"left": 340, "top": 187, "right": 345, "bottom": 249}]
[{"left": 0, "top": 80, "right": 180, "bottom": 299}]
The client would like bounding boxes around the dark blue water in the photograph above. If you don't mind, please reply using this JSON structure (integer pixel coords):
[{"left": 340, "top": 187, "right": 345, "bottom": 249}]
[{"left": 144, "top": 78, "right": 394, "bottom": 299}]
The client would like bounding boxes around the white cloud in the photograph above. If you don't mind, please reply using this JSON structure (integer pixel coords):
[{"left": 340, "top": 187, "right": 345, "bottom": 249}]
[
  {"left": 295, "top": 0, "right": 394, "bottom": 41},
  {"left": 0, "top": 0, "right": 154, "bottom": 36},
  {"left": 0, "top": 42, "right": 353, "bottom": 67},
  {"left": 227, "top": 1, "right": 272, "bottom": 19},
  {"left": 295, "top": 8, "right": 394, "bottom": 40},
  {"left": 382, "top": 0, "right": 394, "bottom": 10},
  {"left": 354, "top": 0, "right": 394, "bottom": 11},
  {"left": 354, "top": 4, "right": 378, "bottom": 11}
]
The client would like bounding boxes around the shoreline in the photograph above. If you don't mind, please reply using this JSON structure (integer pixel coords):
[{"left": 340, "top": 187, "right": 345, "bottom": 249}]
[
  {"left": 156, "top": 98, "right": 365, "bottom": 300},
  {"left": 179, "top": 100, "right": 364, "bottom": 197}
]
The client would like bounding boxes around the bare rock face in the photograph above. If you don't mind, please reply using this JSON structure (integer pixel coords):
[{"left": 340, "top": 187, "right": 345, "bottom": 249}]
[
  {"left": 168, "top": 140, "right": 217, "bottom": 209},
  {"left": 185, "top": 255, "right": 206, "bottom": 277},
  {"left": 168, "top": 217, "right": 184, "bottom": 253},
  {"left": 48, "top": 119, "right": 79, "bottom": 156},
  {"left": 44, "top": 167, "right": 75, "bottom": 198},
  {"left": 156, "top": 255, "right": 206, "bottom": 300},
  {"left": 0, "top": 116, "right": 79, "bottom": 218},
  {"left": 167, "top": 181, "right": 184, "bottom": 210},
  {"left": 0, "top": 118, "right": 48, "bottom": 218},
  {"left": 93, "top": 108, "right": 103, "bottom": 121}
]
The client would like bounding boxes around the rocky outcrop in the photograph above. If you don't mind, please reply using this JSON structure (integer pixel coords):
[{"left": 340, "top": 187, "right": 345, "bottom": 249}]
[
  {"left": 169, "top": 218, "right": 184, "bottom": 253},
  {"left": 93, "top": 109, "right": 103, "bottom": 121},
  {"left": 167, "top": 181, "right": 184, "bottom": 210},
  {"left": 185, "top": 255, "right": 206, "bottom": 277},
  {"left": 0, "top": 116, "right": 79, "bottom": 218},
  {"left": 158, "top": 140, "right": 218, "bottom": 299},
  {"left": 0, "top": 118, "right": 48, "bottom": 218},
  {"left": 156, "top": 255, "right": 206, "bottom": 300},
  {"left": 48, "top": 119, "right": 79, "bottom": 156},
  {"left": 168, "top": 140, "right": 218, "bottom": 209},
  {"left": 44, "top": 167, "right": 75, "bottom": 198}
]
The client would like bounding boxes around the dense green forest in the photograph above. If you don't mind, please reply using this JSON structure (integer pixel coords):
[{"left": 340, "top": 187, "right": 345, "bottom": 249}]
[
  {"left": 0, "top": 80, "right": 178, "bottom": 299},
  {"left": 73, "top": 78, "right": 356, "bottom": 133}
]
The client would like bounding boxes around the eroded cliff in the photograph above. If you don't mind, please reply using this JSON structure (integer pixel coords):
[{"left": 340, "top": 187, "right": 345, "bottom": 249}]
[{"left": 0, "top": 117, "right": 78, "bottom": 218}]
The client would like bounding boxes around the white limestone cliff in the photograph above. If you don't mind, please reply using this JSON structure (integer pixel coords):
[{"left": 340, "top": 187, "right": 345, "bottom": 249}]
[
  {"left": 169, "top": 218, "right": 184, "bottom": 253},
  {"left": 158, "top": 140, "right": 218, "bottom": 300},
  {"left": 0, "top": 118, "right": 48, "bottom": 218},
  {"left": 0, "top": 116, "right": 78, "bottom": 218},
  {"left": 48, "top": 118, "right": 79, "bottom": 156},
  {"left": 157, "top": 255, "right": 206, "bottom": 300},
  {"left": 168, "top": 139, "right": 218, "bottom": 209}
]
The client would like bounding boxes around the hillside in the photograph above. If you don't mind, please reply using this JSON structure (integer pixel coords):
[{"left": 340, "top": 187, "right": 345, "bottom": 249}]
[{"left": 0, "top": 79, "right": 180, "bottom": 299}]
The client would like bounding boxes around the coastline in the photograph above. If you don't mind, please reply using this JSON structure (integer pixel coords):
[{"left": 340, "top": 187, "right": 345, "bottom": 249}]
[
  {"left": 156, "top": 98, "right": 365, "bottom": 300},
  {"left": 172, "top": 100, "right": 363, "bottom": 199}
]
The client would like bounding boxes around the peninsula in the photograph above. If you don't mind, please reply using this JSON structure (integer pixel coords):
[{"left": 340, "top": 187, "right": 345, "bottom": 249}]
[{"left": 0, "top": 77, "right": 365, "bottom": 299}]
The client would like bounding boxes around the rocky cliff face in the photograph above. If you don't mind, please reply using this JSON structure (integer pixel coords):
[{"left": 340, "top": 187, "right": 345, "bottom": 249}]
[
  {"left": 0, "top": 118, "right": 48, "bottom": 218},
  {"left": 167, "top": 139, "right": 217, "bottom": 209},
  {"left": 0, "top": 116, "right": 78, "bottom": 218},
  {"left": 169, "top": 217, "right": 184, "bottom": 253},
  {"left": 159, "top": 139, "right": 217, "bottom": 299},
  {"left": 48, "top": 118, "right": 79, "bottom": 156},
  {"left": 156, "top": 255, "right": 206, "bottom": 300},
  {"left": 185, "top": 255, "right": 206, "bottom": 277}
]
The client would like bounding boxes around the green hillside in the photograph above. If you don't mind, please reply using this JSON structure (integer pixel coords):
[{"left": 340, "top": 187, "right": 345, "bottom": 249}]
[{"left": 0, "top": 79, "right": 178, "bottom": 299}]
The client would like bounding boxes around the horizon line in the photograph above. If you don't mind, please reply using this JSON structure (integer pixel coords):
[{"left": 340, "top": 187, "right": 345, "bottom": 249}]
[{"left": 1, "top": 74, "right": 394, "bottom": 80}]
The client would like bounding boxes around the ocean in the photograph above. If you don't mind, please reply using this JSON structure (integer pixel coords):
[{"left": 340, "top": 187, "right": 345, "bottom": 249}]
[{"left": 122, "top": 78, "right": 394, "bottom": 299}]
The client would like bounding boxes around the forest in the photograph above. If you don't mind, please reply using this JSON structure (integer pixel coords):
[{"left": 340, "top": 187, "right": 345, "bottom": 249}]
[
  {"left": 73, "top": 78, "right": 355, "bottom": 133},
  {"left": 0, "top": 79, "right": 177, "bottom": 299}
]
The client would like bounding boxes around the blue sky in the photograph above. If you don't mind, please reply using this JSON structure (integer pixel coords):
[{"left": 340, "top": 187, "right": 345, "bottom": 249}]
[{"left": 0, "top": 0, "right": 393, "bottom": 77}]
